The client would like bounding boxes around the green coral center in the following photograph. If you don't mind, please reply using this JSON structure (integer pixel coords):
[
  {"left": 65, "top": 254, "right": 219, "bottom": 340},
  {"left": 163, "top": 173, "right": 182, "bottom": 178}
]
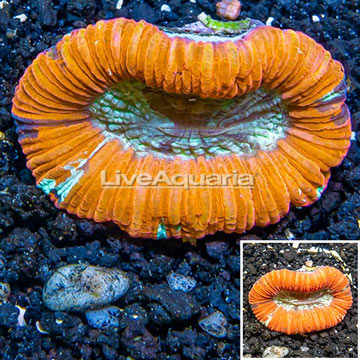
[{"left": 89, "top": 80, "right": 289, "bottom": 159}]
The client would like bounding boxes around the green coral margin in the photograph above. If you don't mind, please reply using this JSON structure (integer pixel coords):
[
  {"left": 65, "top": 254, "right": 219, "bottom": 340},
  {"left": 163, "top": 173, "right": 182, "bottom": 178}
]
[
  {"left": 316, "top": 185, "right": 326, "bottom": 199},
  {"left": 157, "top": 223, "right": 168, "bottom": 240},
  {"left": 197, "top": 12, "right": 251, "bottom": 34}
]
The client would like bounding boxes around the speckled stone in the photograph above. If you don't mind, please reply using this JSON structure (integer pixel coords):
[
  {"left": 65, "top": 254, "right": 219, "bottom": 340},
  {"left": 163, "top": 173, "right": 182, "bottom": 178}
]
[
  {"left": 166, "top": 272, "right": 196, "bottom": 293},
  {"left": 198, "top": 311, "right": 227, "bottom": 338},
  {"left": 43, "top": 264, "right": 129, "bottom": 311},
  {"left": 263, "top": 345, "right": 289, "bottom": 358},
  {"left": 85, "top": 305, "right": 121, "bottom": 329},
  {"left": 0, "top": 281, "right": 10, "bottom": 303}
]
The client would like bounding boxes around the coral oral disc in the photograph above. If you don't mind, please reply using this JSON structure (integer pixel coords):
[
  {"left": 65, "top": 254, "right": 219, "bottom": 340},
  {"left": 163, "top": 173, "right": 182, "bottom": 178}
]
[
  {"left": 90, "top": 80, "right": 288, "bottom": 158},
  {"left": 273, "top": 289, "right": 333, "bottom": 310},
  {"left": 11, "top": 17, "right": 351, "bottom": 240},
  {"left": 248, "top": 266, "right": 353, "bottom": 334}
]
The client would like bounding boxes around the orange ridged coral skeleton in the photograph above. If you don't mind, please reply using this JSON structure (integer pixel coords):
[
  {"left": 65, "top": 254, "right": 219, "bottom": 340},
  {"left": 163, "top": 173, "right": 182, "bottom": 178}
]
[
  {"left": 248, "top": 266, "right": 353, "bottom": 334},
  {"left": 11, "top": 17, "right": 351, "bottom": 240}
]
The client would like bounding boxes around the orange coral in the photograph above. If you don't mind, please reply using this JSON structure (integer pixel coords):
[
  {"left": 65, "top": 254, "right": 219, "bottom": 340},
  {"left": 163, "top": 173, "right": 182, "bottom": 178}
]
[
  {"left": 12, "top": 18, "right": 351, "bottom": 240},
  {"left": 248, "top": 266, "right": 353, "bottom": 334}
]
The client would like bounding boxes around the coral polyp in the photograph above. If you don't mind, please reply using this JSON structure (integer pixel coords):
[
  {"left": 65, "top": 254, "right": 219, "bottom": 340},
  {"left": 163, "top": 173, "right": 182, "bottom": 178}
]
[
  {"left": 12, "top": 17, "right": 351, "bottom": 240},
  {"left": 248, "top": 266, "right": 353, "bottom": 334}
]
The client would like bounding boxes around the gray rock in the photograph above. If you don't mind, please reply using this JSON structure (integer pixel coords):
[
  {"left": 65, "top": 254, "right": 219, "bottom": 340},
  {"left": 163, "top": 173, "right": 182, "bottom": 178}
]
[
  {"left": 37, "top": 0, "right": 57, "bottom": 27},
  {"left": 0, "top": 282, "right": 10, "bottom": 303},
  {"left": 166, "top": 272, "right": 196, "bottom": 293},
  {"left": 263, "top": 346, "right": 289, "bottom": 358},
  {"left": 43, "top": 264, "right": 130, "bottom": 311},
  {"left": 198, "top": 311, "right": 227, "bottom": 338},
  {"left": 119, "top": 303, "right": 149, "bottom": 329},
  {"left": 86, "top": 305, "right": 121, "bottom": 329},
  {"left": 132, "top": 3, "right": 157, "bottom": 23},
  {"left": 144, "top": 284, "right": 200, "bottom": 323},
  {"left": 300, "top": 345, "right": 310, "bottom": 352},
  {"left": 205, "top": 241, "right": 229, "bottom": 261},
  {"left": 0, "top": 303, "right": 19, "bottom": 328}
]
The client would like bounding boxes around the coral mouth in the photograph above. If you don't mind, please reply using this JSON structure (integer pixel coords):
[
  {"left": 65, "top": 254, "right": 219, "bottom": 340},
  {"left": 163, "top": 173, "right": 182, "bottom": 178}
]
[
  {"left": 90, "top": 79, "right": 289, "bottom": 158},
  {"left": 273, "top": 289, "right": 333, "bottom": 310}
]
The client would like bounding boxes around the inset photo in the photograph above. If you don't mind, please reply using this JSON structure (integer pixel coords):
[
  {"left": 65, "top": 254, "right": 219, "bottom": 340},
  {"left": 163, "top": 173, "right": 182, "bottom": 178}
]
[{"left": 241, "top": 241, "right": 358, "bottom": 358}]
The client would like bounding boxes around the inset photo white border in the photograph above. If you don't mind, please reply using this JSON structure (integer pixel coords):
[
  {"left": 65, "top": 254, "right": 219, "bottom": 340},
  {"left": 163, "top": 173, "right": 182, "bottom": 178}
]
[{"left": 240, "top": 240, "right": 359, "bottom": 360}]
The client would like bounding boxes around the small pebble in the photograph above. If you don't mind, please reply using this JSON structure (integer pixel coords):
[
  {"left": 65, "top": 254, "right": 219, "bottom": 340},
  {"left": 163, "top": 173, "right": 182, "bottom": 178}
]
[
  {"left": 198, "top": 311, "right": 227, "bottom": 338},
  {"left": 266, "top": 17, "right": 275, "bottom": 26},
  {"left": 36, "top": 320, "right": 49, "bottom": 334},
  {"left": 144, "top": 284, "right": 200, "bottom": 323},
  {"left": 300, "top": 345, "right": 310, "bottom": 352},
  {"left": 312, "top": 15, "right": 320, "bottom": 23},
  {"left": 161, "top": 4, "right": 171, "bottom": 12},
  {"left": 119, "top": 303, "right": 149, "bottom": 328},
  {"left": 284, "top": 228, "right": 295, "bottom": 240},
  {"left": 305, "top": 260, "right": 313, "bottom": 267},
  {"left": 308, "top": 246, "right": 319, "bottom": 254},
  {"left": 86, "top": 305, "right": 121, "bottom": 329},
  {"left": 132, "top": 3, "right": 156, "bottom": 23},
  {"left": 6, "top": 28, "right": 16, "bottom": 39},
  {"left": 0, "top": 303, "right": 19, "bottom": 328},
  {"left": 0, "top": 282, "right": 10, "bottom": 303},
  {"left": 205, "top": 241, "right": 229, "bottom": 260},
  {"left": 15, "top": 305, "right": 26, "bottom": 326},
  {"left": 116, "top": 0, "right": 123, "bottom": 10},
  {"left": 263, "top": 346, "right": 289, "bottom": 358},
  {"left": 166, "top": 272, "right": 196, "bottom": 293},
  {"left": 0, "top": 1, "right": 8, "bottom": 9},
  {"left": 42, "top": 264, "right": 130, "bottom": 311},
  {"left": 216, "top": 0, "right": 241, "bottom": 21},
  {"left": 38, "top": 0, "right": 57, "bottom": 27},
  {"left": 13, "top": 14, "right": 27, "bottom": 22}
]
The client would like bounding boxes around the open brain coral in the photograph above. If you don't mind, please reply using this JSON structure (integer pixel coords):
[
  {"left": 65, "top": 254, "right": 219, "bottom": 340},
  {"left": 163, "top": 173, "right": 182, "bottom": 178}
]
[
  {"left": 248, "top": 266, "right": 353, "bottom": 334},
  {"left": 11, "top": 17, "right": 351, "bottom": 240}
]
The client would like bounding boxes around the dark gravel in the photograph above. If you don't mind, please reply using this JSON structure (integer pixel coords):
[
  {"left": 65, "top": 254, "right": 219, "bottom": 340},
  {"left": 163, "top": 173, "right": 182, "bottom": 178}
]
[
  {"left": 243, "top": 242, "right": 358, "bottom": 358},
  {"left": 0, "top": 0, "right": 359, "bottom": 359}
]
